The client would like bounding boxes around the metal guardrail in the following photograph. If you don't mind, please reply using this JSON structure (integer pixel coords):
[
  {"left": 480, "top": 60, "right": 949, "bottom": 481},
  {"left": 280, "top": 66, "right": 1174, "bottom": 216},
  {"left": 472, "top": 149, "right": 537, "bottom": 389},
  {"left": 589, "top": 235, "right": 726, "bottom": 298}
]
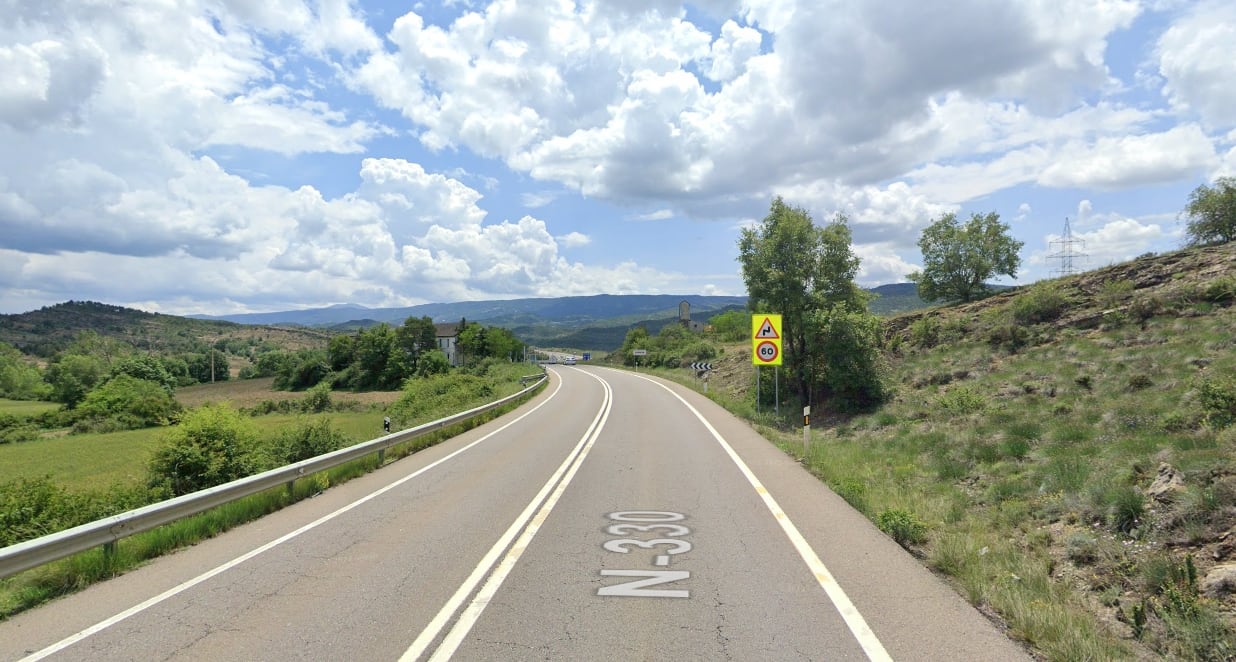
[{"left": 0, "top": 373, "right": 547, "bottom": 580}]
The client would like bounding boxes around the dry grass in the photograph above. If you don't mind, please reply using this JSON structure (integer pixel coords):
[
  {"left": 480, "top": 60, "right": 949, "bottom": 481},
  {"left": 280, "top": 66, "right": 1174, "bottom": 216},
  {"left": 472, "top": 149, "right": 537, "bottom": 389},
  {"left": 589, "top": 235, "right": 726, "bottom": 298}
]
[{"left": 176, "top": 377, "right": 402, "bottom": 409}]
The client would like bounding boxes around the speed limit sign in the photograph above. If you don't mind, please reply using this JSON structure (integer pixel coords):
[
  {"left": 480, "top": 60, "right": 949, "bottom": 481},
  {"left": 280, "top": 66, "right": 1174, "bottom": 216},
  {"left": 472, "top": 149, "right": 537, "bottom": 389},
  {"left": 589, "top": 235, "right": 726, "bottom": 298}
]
[{"left": 755, "top": 340, "right": 779, "bottom": 364}]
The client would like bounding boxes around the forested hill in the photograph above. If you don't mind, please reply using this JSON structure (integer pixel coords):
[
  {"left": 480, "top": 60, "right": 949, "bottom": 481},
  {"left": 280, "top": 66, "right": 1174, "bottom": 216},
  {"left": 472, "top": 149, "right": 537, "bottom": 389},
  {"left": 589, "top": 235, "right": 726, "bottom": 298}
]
[
  {"left": 0, "top": 301, "right": 329, "bottom": 357},
  {"left": 190, "top": 294, "right": 751, "bottom": 327}
]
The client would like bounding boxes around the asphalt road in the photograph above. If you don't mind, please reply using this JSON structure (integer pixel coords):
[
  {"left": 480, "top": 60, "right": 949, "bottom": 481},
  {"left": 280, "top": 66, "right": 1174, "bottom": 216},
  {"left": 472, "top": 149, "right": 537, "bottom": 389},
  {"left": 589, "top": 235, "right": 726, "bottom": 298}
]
[{"left": 0, "top": 366, "right": 1032, "bottom": 661}]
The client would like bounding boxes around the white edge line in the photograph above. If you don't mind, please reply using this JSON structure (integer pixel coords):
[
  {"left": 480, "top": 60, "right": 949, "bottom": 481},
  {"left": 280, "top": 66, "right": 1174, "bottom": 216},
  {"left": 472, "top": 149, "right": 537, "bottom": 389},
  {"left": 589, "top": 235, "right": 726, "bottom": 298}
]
[
  {"left": 619, "top": 369, "right": 893, "bottom": 662},
  {"left": 403, "top": 369, "right": 612, "bottom": 662},
  {"left": 20, "top": 377, "right": 564, "bottom": 662}
]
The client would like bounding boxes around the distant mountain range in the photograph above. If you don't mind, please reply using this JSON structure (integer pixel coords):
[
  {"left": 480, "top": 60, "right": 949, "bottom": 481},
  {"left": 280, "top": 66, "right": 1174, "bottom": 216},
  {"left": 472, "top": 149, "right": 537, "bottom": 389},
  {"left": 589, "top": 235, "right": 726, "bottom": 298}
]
[
  {"left": 185, "top": 286, "right": 932, "bottom": 350},
  {"left": 2, "top": 286, "right": 935, "bottom": 355},
  {"left": 189, "top": 294, "right": 752, "bottom": 328}
]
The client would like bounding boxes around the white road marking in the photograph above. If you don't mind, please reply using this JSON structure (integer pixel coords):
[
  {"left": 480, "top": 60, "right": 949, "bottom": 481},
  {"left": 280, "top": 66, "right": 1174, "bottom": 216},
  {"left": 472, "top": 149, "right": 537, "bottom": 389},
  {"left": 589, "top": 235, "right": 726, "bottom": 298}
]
[
  {"left": 404, "top": 369, "right": 613, "bottom": 662},
  {"left": 622, "top": 370, "right": 893, "bottom": 662},
  {"left": 18, "top": 378, "right": 564, "bottom": 662}
]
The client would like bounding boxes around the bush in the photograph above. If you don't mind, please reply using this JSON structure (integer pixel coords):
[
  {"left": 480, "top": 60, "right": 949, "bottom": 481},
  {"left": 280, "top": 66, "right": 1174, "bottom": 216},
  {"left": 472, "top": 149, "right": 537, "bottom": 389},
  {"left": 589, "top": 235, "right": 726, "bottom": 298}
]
[
  {"left": 876, "top": 508, "right": 928, "bottom": 547},
  {"left": 1010, "top": 282, "right": 1069, "bottom": 324},
  {"left": 987, "top": 321, "right": 1029, "bottom": 351},
  {"left": 260, "top": 418, "right": 352, "bottom": 468},
  {"left": 74, "top": 374, "right": 180, "bottom": 429},
  {"left": 937, "top": 385, "right": 988, "bottom": 416},
  {"left": 387, "top": 373, "right": 495, "bottom": 426},
  {"left": 1128, "top": 294, "right": 1166, "bottom": 322},
  {"left": 909, "top": 316, "right": 940, "bottom": 349},
  {"left": 302, "top": 382, "right": 333, "bottom": 413},
  {"left": 1098, "top": 279, "right": 1134, "bottom": 309},
  {"left": 1197, "top": 375, "right": 1236, "bottom": 428},
  {"left": 0, "top": 477, "right": 157, "bottom": 546},
  {"left": 147, "top": 404, "right": 260, "bottom": 496},
  {"left": 807, "top": 305, "right": 890, "bottom": 411}
]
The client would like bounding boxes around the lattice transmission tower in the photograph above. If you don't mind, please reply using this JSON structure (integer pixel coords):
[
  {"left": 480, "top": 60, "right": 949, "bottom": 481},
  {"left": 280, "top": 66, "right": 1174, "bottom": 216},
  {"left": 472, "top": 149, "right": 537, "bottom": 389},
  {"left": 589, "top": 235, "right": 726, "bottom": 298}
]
[{"left": 1048, "top": 217, "right": 1088, "bottom": 278}]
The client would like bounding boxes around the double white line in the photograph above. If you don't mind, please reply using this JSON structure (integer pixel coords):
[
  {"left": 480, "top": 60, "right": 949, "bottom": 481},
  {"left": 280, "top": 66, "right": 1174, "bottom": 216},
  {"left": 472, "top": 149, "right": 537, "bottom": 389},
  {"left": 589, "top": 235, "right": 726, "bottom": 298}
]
[{"left": 402, "top": 370, "right": 614, "bottom": 661}]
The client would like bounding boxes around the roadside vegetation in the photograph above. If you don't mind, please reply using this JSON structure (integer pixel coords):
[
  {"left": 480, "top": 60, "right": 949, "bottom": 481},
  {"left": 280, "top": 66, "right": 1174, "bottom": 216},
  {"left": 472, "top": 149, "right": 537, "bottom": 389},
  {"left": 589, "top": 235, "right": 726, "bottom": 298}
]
[
  {"left": 1, "top": 340, "right": 541, "bottom": 619},
  {"left": 613, "top": 184, "right": 1234, "bottom": 659}
]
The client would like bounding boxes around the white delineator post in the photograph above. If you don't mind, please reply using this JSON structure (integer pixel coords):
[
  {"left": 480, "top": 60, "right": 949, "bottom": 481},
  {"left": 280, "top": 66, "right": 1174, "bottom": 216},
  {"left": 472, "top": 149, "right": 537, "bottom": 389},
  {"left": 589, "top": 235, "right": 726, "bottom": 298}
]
[{"left": 803, "top": 405, "right": 810, "bottom": 451}]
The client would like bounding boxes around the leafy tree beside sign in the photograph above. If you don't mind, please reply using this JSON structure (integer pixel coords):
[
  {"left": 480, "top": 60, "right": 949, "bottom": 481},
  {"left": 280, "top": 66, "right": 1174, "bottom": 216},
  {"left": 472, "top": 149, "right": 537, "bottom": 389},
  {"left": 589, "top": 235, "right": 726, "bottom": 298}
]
[{"left": 738, "top": 197, "right": 885, "bottom": 409}]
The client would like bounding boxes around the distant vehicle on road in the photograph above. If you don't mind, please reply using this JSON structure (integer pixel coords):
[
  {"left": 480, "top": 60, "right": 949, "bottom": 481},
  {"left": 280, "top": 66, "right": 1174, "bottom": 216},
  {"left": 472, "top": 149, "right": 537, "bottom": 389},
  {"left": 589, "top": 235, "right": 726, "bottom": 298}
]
[{"left": 563, "top": 357, "right": 576, "bottom": 365}]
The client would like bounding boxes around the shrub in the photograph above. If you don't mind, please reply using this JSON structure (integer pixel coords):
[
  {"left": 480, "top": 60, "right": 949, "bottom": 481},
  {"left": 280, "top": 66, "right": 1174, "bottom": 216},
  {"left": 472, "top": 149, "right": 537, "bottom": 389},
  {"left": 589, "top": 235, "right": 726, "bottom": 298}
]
[
  {"left": 261, "top": 418, "right": 352, "bottom": 468},
  {"left": 74, "top": 374, "right": 180, "bottom": 429},
  {"left": 1197, "top": 375, "right": 1236, "bottom": 428},
  {"left": 937, "top": 385, "right": 988, "bottom": 415},
  {"left": 987, "top": 321, "right": 1029, "bottom": 351},
  {"left": 302, "top": 382, "right": 333, "bottom": 413},
  {"left": 1098, "top": 279, "right": 1134, "bottom": 309},
  {"left": 807, "top": 305, "right": 890, "bottom": 411},
  {"left": 1011, "top": 282, "right": 1069, "bottom": 324},
  {"left": 1128, "top": 294, "right": 1166, "bottom": 322},
  {"left": 876, "top": 508, "right": 928, "bottom": 547},
  {"left": 1201, "top": 276, "right": 1236, "bottom": 303},
  {"left": 909, "top": 316, "right": 940, "bottom": 348},
  {"left": 147, "top": 404, "right": 260, "bottom": 496}
]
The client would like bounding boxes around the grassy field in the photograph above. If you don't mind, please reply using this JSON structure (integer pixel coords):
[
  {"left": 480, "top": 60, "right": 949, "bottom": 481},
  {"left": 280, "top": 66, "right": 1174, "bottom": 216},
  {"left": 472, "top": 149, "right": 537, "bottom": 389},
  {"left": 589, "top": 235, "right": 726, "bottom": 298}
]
[
  {"left": 0, "top": 379, "right": 406, "bottom": 490},
  {"left": 0, "top": 399, "right": 59, "bottom": 417},
  {"left": 0, "top": 427, "right": 162, "bottom": 491},
  {"left": 176, "top": 377, "right": 402, "bottom": 409}
]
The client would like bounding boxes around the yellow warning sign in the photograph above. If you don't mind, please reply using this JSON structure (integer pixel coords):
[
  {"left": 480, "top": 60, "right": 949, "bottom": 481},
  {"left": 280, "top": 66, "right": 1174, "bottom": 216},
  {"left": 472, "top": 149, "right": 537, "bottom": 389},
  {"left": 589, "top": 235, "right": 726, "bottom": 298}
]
[
  {"left": 751, "top": 314, "right": 782, "bottom": 365},
  {"left": 754, "top": 316, "right": 780, "bottom": 339}
]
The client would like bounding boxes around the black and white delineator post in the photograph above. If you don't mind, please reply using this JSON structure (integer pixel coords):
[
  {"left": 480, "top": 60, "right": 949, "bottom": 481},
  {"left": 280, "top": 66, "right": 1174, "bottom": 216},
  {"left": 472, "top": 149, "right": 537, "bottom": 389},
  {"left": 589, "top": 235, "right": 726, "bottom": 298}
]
[{"left": 803, "top": 406, "right": 810, "bottom": 451}]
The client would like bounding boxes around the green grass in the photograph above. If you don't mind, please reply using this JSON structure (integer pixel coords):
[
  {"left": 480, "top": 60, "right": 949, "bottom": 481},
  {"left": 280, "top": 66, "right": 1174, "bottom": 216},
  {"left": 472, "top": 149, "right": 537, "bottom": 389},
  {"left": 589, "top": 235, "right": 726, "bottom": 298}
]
[
  {"left": 0, "top": 428, "right": 161, "bottom": 490},
  {"left": 668, "top": 280, "right": 1236, "bottom": 660},
  {"left": 0, "top": 366, "right": 545, "bottom": 618},
  {"left": 0, "top": 399, "right": 59, "bottom": 416}
]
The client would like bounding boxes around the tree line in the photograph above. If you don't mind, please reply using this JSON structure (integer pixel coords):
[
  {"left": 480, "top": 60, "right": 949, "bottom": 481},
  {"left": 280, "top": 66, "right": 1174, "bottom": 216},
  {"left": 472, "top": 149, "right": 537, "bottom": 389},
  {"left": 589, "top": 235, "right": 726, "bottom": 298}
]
[{"left": 0, "top": 316, "right": 527, "bottom": 439}]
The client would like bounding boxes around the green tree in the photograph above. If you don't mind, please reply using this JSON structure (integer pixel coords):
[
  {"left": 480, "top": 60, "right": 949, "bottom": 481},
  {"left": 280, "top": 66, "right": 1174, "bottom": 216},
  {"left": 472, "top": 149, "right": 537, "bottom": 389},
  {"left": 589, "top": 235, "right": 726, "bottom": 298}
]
[
  {"left": 352, "top": 324, "right": 399, "bottom": 389},
  {"left": 62, "top": 331, "right": 131, "bottom": 367},
  {"left": 415, "top": 350, "right": 451, "bottom": 377},
  {"left": 806, "top": 305, "right": 889, "bottom": 410},
  {"left": 395, "top": 316, "right": 437, "bottom": 365},
  {"left": 456, "top": 324, "right": 488, "bottom": 366},
  {"left": 76, "top": 374, "right": 180, "bottom": 428},
  {"left": 273, "top": 349, "right": 330, "bottom": 391},
  {"left": 46, "top": 353, "right": 107, "bottom": 407},
  {"left": 484, "top": 326, "right": 524, "bottom": 361},
  {"left": 738, "top": 197, "right": 867, "bottom": 404},
  {"left": 147, "top": 404, "right": 258, "bottom": 496},
  {"left": 908, "top": 211, "right": 1023, "bottom": 303},
  {"left": 619, "top": 326, "right": 651, "bottom": 366},
  {"left": 708, "top": 310, "right": 748, "bottom": 341},
  {"left": 1182, "top": 176, "right": 1236, "bottom": 246},
  {"left": 186, "top": 350, "right": 230, "bottom": 384},
  {"left": 328, "top": 334, "right": 355, "bottom": 371},
  {"left": 111, "top": 354, "right": 178, "bottom": 392},
  {"left": 0, "top": 342, "right": 52, "bottom": 400}
]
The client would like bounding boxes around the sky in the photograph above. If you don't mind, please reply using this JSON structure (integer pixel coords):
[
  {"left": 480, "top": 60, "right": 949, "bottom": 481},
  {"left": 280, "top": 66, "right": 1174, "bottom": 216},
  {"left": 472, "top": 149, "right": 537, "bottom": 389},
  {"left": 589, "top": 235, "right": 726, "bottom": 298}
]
[{"left": 1, "top": 0, "right": 1234, "bottom": 316}]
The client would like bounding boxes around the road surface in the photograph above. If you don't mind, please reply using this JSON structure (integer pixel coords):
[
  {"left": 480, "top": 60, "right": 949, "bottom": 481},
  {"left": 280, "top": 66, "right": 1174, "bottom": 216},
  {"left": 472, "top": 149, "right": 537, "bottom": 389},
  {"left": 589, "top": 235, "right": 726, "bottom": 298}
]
[{"left": 0, "top": 366, "right": 1032, "bottom": 661}]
